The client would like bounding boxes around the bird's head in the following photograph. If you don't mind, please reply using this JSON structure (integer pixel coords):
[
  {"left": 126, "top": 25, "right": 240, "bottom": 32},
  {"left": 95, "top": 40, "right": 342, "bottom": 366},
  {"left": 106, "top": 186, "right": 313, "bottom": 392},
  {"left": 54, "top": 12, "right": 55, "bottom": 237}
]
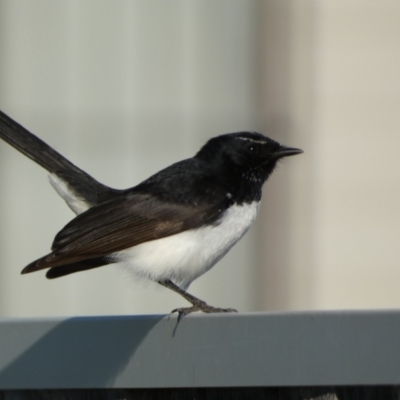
[{"left": 196, "top": 131, "right": 303, "bottom": 184}]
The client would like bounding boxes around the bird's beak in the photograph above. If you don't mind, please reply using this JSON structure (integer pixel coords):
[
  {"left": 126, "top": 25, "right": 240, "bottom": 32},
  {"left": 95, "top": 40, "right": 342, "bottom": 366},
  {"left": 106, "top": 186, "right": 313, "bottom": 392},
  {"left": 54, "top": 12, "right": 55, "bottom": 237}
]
[{"left": 274, "top": 146, "right": 303, "bottom": 159}]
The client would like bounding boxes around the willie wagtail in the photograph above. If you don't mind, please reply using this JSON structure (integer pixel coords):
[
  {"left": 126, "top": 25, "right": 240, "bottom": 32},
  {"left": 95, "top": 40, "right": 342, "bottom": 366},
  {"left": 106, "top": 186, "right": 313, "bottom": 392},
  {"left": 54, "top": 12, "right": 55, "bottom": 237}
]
[{"left": 0, "top": 110, "right": 302, "bottom": 319}]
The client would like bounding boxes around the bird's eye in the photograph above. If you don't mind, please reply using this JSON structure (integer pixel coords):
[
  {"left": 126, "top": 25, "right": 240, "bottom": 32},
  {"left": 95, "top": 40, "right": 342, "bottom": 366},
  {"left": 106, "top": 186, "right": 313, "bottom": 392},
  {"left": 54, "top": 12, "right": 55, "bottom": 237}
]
[{"left": 246, "top": 143, "right": 258, "bottom": 154}]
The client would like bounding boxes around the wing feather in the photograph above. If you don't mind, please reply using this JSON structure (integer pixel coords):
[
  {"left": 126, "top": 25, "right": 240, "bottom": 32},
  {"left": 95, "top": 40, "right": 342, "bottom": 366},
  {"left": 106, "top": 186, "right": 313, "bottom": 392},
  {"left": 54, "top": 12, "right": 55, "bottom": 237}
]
[{"left": 22, "top": 192, "right": 224, "bottom": 273}]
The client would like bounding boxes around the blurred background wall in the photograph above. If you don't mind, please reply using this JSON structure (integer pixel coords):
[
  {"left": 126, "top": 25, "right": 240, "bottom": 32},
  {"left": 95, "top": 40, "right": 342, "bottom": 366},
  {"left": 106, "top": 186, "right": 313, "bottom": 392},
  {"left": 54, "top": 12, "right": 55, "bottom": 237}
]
[{"left": 0, "top": 0, "right": 399, "bottom": 317}]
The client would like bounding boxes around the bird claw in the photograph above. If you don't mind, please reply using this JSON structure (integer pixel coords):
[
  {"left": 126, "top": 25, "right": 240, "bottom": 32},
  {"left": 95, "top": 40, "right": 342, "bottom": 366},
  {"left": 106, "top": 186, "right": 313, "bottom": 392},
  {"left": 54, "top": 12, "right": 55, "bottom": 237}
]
[{"left": 169, "top": 303, "right": 238, "bottom": 322}]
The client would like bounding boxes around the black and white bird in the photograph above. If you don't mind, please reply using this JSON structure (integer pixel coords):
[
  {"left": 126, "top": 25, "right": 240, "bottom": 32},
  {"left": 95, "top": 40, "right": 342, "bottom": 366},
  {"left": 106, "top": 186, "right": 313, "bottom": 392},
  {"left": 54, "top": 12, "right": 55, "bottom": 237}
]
[{"left": 0, "top": 110, "right": 302, "bottom": 319}]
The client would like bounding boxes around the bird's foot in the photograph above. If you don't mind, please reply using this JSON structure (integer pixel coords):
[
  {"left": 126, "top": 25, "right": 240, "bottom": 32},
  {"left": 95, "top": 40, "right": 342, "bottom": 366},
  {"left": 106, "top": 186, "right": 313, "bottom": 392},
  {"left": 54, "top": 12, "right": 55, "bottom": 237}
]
[{"left": 170, "top": 300, "right": 237, "bottom": 322}]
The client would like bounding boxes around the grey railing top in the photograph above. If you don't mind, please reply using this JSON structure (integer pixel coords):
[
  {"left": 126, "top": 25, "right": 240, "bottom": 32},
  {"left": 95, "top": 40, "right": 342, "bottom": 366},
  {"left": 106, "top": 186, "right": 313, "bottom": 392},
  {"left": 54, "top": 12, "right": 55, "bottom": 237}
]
[{"left": 0, "top": 310, "right": 399, "bottom": 389}]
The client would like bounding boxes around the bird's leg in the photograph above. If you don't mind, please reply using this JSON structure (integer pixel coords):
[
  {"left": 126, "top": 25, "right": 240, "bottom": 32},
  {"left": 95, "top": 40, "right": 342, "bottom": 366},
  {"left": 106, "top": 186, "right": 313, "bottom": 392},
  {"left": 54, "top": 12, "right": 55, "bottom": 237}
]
[{"left": 158, "top": 279, "right": 237, "bottom": 321}]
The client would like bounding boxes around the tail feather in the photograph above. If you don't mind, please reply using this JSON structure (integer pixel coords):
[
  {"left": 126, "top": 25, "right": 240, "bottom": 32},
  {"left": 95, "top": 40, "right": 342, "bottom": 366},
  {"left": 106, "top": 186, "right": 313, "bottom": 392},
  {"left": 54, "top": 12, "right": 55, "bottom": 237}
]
[
  {"left": 0, "top": 109, "right": 122, "bottom": 208},
  {"left": 0, "top": 109, "right": 120, "bottom": 279}
]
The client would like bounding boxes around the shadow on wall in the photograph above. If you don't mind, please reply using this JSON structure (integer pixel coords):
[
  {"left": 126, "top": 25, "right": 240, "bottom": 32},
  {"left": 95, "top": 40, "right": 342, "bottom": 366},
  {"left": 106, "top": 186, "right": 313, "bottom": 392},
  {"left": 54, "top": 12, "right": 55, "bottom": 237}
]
[{"left": 0, "top": 315, "right": 165, "bottom": 388}]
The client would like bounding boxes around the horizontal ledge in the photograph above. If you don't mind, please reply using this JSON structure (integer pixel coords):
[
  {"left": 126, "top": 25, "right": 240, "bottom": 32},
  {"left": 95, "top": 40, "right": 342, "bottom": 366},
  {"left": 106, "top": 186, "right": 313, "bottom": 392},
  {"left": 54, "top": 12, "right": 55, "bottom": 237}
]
[{"left": 0, "top": 310, "right": 399, "bottom": 389}]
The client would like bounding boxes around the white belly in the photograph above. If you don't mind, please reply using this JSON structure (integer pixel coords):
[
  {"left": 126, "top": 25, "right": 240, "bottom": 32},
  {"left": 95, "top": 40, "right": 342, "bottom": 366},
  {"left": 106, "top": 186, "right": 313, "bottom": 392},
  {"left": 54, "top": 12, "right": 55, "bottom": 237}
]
[{"left": 113, "top": 201, "right": 260, "bottom": 289}]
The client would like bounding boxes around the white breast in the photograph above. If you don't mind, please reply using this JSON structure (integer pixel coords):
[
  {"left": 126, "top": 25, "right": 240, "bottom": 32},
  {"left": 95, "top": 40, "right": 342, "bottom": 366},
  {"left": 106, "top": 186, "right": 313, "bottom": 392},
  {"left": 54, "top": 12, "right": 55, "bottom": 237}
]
[{"left": 113, "top": 201, "right": 260, "bottom": 290}]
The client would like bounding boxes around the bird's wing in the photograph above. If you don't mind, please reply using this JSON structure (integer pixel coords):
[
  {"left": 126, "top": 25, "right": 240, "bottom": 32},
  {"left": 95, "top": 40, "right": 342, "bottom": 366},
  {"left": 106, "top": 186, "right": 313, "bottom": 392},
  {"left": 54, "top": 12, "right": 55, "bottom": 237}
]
[
  {"left": 45, "top": 257, "right": 113, "bottom": 279},
  {"left": 22, "top": 192, "right": 225, "bottom": 273}
]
